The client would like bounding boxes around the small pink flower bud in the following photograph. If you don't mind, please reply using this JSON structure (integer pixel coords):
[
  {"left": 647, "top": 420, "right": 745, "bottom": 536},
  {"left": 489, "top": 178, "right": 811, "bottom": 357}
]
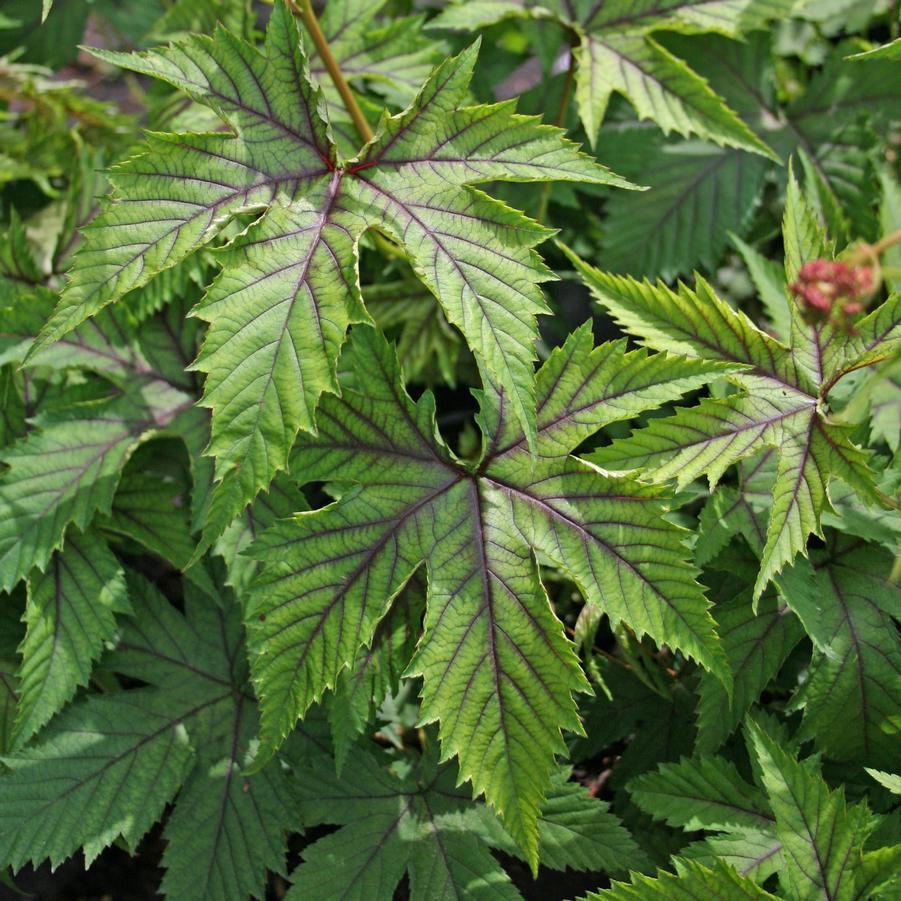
[{"left": 789, "top": 258, "right": 874, "bottom": 328}]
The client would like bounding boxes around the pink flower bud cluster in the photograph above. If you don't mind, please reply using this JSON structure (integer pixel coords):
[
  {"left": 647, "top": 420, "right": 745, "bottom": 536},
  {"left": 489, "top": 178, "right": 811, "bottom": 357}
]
[{"left": 790, "top": 259, "right": 873, "bottom": 322}]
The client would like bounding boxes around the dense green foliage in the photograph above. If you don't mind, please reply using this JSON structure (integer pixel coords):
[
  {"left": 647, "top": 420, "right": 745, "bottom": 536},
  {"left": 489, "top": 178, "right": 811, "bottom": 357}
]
[{"left": 0, "top": 1, "right": 899, "bottom": 899}]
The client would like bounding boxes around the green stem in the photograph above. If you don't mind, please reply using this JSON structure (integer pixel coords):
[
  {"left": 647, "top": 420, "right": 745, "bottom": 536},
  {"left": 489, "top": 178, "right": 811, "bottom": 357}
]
[
  {"left": 876, "top": 489, "right": 901, "bottom": 512},
  {"left": 872, "top": 229, "right": 901, "bottom": 255},
  {"left": 289, "top": 0, "right": 373, "bottom": 143},
  {"left": 847, "top": 228, "right": 901, "bottom": 266},
  {"left": 535, "top": 53, "right": 576, "bottom": 224}
]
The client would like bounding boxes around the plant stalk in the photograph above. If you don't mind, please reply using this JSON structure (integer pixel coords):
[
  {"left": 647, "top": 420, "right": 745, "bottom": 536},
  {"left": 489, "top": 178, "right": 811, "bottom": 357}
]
[
  {"left": 288, "top": 0, "right": 374, "bottom": 144},
  {"left": 847, "top": 228, "right": 901, "bottom": 266},
  {"left": 288, "top": 0, "right": 405, "bottom": 260},
  {"left": 868, "top": 228, "right": 901, "bottom": 257}
]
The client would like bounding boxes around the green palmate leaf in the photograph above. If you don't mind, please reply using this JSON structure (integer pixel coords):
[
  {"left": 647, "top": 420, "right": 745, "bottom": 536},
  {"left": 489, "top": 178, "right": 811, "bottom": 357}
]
[
  {"left": 585, "top": 857, "right": 779, "bottom": 900},
  {"left": 288, "top": 749, "right": 519, "bottom": 900},
  {"left": 0, "top": 691, "right": 195, "bottom": 870},
  {"left": 782, "top": 540, "right": 901, "bottom": 769},
  {"left": 627, "top": 718, "right": 787, "bottom": 885},
  {"left": 247, "top": 323, "right": 730, "bottom": 864},
  {"left": 695, "top": 579, "right": 804, "bottom": 753},
  {"left": 31, "top": 3, "right": 631, "bottom": 533},
  {"left": 289, "top": 749, "right": 639, "bottom": 899},
  {"left": 0, "top": 573, "right": 298, "bottom": 898},
  {"left": 629, "top": 756, "right": 773, "bottom": 833},
  {"left": 433, "top": 0, "right": 786, "bottom": 155},
  {"left": 574, "top": 32, "right": 774, "bottom": 156},
  {"left": 564, "top": 228, "right": 897, "bottom": 598},
  {"left": 13, "top": 529, "right": 129, "bottom": 746},
  {"left": 596, "top": 127, "right": 768, "bottom": 280},
  {"left": 746, "top": 716, "right": 873, "bottom": 901},
  {"left": 0, "top": 377, "right": 192, "bottom": 592},
  {"left": 246, "top": 324, "right": 577, "bottom": 862},
  {"left": 161, "top": 744, "right": 296, "bottom": 901}
]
